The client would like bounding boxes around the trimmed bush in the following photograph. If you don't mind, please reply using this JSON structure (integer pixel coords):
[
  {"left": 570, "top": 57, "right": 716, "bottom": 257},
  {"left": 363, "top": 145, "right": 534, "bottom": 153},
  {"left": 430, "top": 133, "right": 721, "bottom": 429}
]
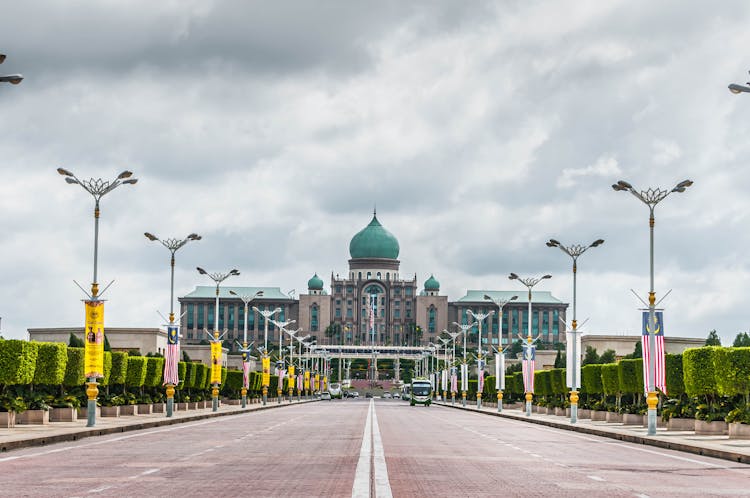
[
  {"left": 581, "top": 364, "right": 603, "bottom": 394},
  {"left": 683, "top": 347, "right": 721, "bottom": 397},
  {"left": 193, "top": 363, "right": 208, "bottom": 390},
  {"left": 144, "top": 357, "right": 165, "bottom": 387},
  {"left": 549, "top": 368, "right": 566, "bottom": 395},
  {"left": 534, "top": 370, "right": 551, "bottom": 396},
  {"left": 101, "top": 351, "right": 113, "bottom": 386},
  {"left": 177, "top": 362, "right": 187, "bottom": 389},
  {"left": 601, "top": 363, "right": 620, "bottom": 396},
  {"left": 63, "top": 347, "right": 85, "bottom": 387},
  {"left": 0, "top": 339, "right": 39, "bottom": 385},
  {"left": 125, "top": 356, "right": 148, "bottom": 388},
  {"left": 714, "top": 347, "right": 750, "bottom": 402},
  {"left": 221, "top": 366, "right": 228, "bottom": 385},
  {"left": 514, "top": 372, "right": 525, "bottom": 394},
  {"left": 32, "top": 342, "right": 68, "bottom": 385},
  {"left": 109, "top": 352, "right": 128, "bottom": 385},
  {"left": 664, "top": 354, "right": 684, "bottom": 397},
  {"left": 618, "top": 359, "right": 644, "bottom": 395},
  {"left": 224, "top": 370, "right": 244, "bottom": 393}
]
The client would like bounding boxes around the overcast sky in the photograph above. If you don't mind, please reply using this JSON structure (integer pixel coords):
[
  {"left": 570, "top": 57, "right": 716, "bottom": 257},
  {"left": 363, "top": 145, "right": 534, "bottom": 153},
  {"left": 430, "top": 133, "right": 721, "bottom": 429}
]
[{"left": 2, "top": 1, "right": 750, "bottom": 345}]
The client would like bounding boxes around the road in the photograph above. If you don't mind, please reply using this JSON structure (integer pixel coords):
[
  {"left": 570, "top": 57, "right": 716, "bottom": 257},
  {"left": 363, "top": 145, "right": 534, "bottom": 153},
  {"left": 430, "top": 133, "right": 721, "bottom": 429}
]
[{"left": 0, "top": 399, "right": 748, "bottom": 497}]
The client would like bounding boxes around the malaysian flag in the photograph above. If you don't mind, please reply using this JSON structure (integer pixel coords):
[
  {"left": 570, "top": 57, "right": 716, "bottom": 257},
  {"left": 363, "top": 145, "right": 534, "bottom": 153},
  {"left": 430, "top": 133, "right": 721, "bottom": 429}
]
[
  {"left": 642, "top": 311, "right": 667, "bottom": 395},
  {"left": 460, "top": 363, "right": 468, "bottom": 392},
  {"left": 368, "top": 295, "right": 376, "bottom": 341},
  {"left": 242, "top": 360, "right": 250, "bottom": 389},
  {"left": 163, "top": 326, "right": 180, "bottom": 385},
  {"left": 278, "top": 369, "right": 285, "bottom": 390},
  {"left": 442, "top": 369, "right": 448, "bottom": 392},
  {"left": 521, "top": 344, "right": 535, "bottom": 393},
  {"left": 297, "top": 373, "right": 303, "bottom": 391},
  {"left": 450, "top": 367, "right": 458, "bottom": 393},
  {"left": 495, "top": 353, "right": 505, "bottom": 391},
  {"left": 477, "top": 359, "right": 485, "bottom": 393}
]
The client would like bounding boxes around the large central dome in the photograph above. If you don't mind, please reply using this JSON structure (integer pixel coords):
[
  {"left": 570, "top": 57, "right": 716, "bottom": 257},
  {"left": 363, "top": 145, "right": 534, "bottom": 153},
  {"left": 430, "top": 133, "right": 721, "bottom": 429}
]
[{"left": 349, "top": 213, "right": 400, "bottom": 259}]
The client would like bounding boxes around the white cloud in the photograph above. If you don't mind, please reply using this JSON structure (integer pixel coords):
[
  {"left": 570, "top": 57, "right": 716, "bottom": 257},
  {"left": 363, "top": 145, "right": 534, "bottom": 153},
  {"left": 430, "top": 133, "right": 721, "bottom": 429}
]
[{"left": 557, "top": 156, "right": 621, "bottom": 188}]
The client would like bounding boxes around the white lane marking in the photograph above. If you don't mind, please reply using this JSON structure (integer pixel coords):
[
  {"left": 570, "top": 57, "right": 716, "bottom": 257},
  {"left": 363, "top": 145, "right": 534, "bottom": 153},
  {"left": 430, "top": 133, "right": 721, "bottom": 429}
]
[
  {"left": 530, "top": 454, "right": 542, "bottom": 458},
  {"left": 587, "top": 475, "right": 605, "bottom": 482},
  {"left": 88, "top": 485, "right": 114, "bottom": 493},
  {"left": 352, "top": 400, "right": 373, "bottom": 498},
  {"left": 370, "top": 402, "right": 393, "bottom": 498},
  {"left": 634, "top": 494, "right": 650, "bottom": 498},
  {"left": 141, "top": 468, "right": 160, "bottom": 476}
]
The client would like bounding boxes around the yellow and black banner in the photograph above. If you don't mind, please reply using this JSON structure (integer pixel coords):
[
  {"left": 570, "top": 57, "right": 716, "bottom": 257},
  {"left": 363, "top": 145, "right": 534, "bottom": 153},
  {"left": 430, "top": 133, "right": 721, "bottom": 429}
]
[
  {"left": 210, "top": 341, "right": 222, "bottom": 384},
  {"left": 84, "top": 300, "right": 105, "bottom": 378},
  {"left": 288, "top": 365, "right": 295, "bottom": 381},
  {"left": 262, "top": 356, "right": 271, "bottom": 387},
  {"left": 304, "top": 370, "right": 310, "bottom": 390}
]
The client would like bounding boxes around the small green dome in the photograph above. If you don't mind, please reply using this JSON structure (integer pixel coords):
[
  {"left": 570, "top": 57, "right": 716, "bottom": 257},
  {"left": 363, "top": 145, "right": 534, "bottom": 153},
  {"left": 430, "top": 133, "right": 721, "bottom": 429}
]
[
  {"left": 424, "top": 274, "right": 440, "bottom": 291},
  {"left": 307, "top": 273, "right": 324, "bottom": 290},
  {"left": 349, "top": 213, "right": 400, "bottom": 259}
]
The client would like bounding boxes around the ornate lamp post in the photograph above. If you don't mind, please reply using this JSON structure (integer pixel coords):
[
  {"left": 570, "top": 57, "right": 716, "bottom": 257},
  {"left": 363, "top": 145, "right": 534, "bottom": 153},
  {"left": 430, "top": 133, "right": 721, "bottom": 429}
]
[
  {"left": 284, "top": 328, "right": 301, "bottom": 400},
  {"left": 269, "top": 318, "right": 296, "bottom": 403},
  {"left": 253, "top": 305, "right": 281, "bottom": 405},
  {"left": 438, "top": 336, "right": 451, "bottom": 401},
  {"left": 483, "top": 294, "right": 518, "bottom": 412},
  {"left": 729, "top": 71, "right": 750, "bottom": 94},
  {"left": 509, "top": 273, "right": 551, "bottom": 417},
  {"left": 546, "top": 238, "right": 604, "bottom": 423},
  {"left": 144, "top": 232, "right": 201, "bottom": 417},
  {"left": 612, "top": 178, "right": 693, "bottom": 435},
  {"left": 57, "top": 168, "right": 137, "bottom": 427},
  {"left": 443, "top": 330, "right": 460, "bottom": 404},
  {"left": 229, "top": 290, "right": 264, "bottom": 408},
  {"left": 0, "top": 53, "right": 23, "bottom": 84},
  {"left": 466, "top": 309, "right": 494, "bottom": 409},
  {"left": 452, "top": 320, "right": 477, "bottom": 407},
  {"left": 196, "top": 267, "right": 239, "bottom": 412}
]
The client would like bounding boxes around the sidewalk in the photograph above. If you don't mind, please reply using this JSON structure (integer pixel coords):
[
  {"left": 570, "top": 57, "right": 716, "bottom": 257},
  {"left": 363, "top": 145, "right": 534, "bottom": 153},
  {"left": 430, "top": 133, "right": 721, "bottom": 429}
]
[
  {"left": 436, "top": 401, "right": 750, "bottom": 465},
  {"left": 0, "top": 398, "right": 315, "bottom": 453}
]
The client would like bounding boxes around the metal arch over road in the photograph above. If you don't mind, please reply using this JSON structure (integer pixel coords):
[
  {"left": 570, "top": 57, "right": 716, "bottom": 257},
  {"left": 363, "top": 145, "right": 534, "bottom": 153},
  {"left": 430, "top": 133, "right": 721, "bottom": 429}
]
[
  {"left": 313, "top": 345, "right": 446, "bottom": 361},
  {"left": 0, "top": 400, "right": 748, "bottom": 497}
]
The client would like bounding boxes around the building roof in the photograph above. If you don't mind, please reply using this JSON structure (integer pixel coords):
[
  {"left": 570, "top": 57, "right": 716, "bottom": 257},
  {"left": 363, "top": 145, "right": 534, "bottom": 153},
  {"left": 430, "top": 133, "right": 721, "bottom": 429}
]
[
  {"left": 307, "top": 273, "right": 324, "bottom": 290},
  {"left": 424, "top": 274, "right": 440, "bottom": 290},
  {"left": 181, "top": 286, "right": 293, "bottom": 300},
  {"left": 456, "top": 290, "right": 564, "bottom": 305},
  {"left": 349, "top": 213, "right": 400, "bottom": 260}
]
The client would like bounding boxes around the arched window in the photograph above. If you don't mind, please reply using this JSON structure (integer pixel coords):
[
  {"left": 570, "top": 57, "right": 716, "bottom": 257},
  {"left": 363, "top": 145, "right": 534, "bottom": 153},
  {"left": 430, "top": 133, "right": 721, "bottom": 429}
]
[
  {"left": 377, "top": 272, "right": 381, "bottom": 279},
  {"left": 367, "top": 271, "right": 371, "bottom": 279},
  {"left": 428, "top": 306, "right": 436, "bottom": 334},
  {"left": 358, "top": 272, "right": 362, "bottom": 279},
  {"left": 311, "top": 305, "right": 319, "bottom": 332}
]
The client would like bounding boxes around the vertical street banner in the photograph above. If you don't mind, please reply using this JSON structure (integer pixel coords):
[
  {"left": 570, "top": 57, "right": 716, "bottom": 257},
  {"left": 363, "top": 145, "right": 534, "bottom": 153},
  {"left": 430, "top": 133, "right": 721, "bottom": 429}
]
[
  {"left": 460, "top": 363, "right": 468, "bottom": 392},
  {"left": 262, "top": 356, "right": 271, "bottom": 387},
  {"left": 288, "top": 365, "right": 295, "bottom": 389},
  {"left": 450, "top": 366, "right": 457, "bottom": 393},
  {"left": 297, "top": 372, "right": 303, "bottom": 391},
  {"left": 278, "top": 370, "right": 285, "bottom": 390},
  {"left": 84, "top": 300, "right": 105, "bottom": 378},
  {"left": 314, "top": 373, "right": 320, "bottom": 392},
  {"left": 163, "top": 326, "right": 180, "bottom": 385},
  {"left": 566, "top": 329, "right": 581, "bottom": 389},
  {"left": 210, "top": 341, "right": 222, "bottom": 384},
  {"left": 242, "top": 360, "right": 250, "bottom": 389},
  {"left": 496, "top": 353, "right": 505, "bottom": 391},
  {"left": 642, "top": 311, "right": 666, "bottom": 395},
  {"left": 441, "top": 369, "right": 448, "bottom": 392},
  {"left": 477, "top": 359, "right": 485, "bottom": 393},
  {"left": 304, "top": 370, "right": 310, "bottom": 390},
  {"left": 522, "top": 345, "right": 536, "bottom": 393}
]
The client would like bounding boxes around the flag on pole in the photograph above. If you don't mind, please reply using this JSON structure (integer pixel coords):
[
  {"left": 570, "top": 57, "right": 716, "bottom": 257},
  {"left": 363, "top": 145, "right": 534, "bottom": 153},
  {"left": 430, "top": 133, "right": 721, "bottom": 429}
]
[
  {"left": 495, "top": 353, "right": 505, "bottom": 391},
  {"left": 460, "top": 363, "right": 468, "bottom": 392},
  {"left": 278, "top": 369, "right": 285, "bottom": 390},
  {"left": 163, "top": 325, "right": 180, "bottom": 385},
  {"left": 521, "top": 345, "right": 536, "bottom": 393},
  {"left": 478, "top": 368, "right": 484, "bottom": 393},
  {"left": 566, "top": 329, "right": 581, "bottom": 389},
  {"left": 242, "top": 360, "right": 250, "bottom": 390},
  {"left": 368, "top": 295, "right": 376, "bottom": 341},
  {"left": 450, "top": 367, "right": 457, "bottom": 393},
  {"left": 642, "top": 311, "right": 667, "bottom": 395}
]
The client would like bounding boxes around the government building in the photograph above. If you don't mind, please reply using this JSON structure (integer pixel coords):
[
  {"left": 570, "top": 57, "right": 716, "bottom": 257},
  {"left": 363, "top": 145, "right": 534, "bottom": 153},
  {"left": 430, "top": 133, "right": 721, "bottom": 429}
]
[{"left": 178, "top": 212, "right": 568, "bottom": 351}]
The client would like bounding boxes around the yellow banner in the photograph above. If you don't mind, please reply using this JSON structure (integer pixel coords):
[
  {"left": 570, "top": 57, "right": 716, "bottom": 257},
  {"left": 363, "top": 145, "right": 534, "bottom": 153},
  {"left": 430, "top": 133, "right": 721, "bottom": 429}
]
[
  {"left": 262, "top": 356, "right": 271, "bottom": 387},
  {"left": 323, "top": 376, "right": 328, "bottom": 391},
  {"left": 314, "top": 373, "right": 320, "bottom": 391},
  {"left": 84, "top": 301, "right": 105, "bottom": 378},
  {"left": 288, "top": 365, "right": 295, "bottom": 379},
  {"left": 210, "top": 341, "right": 222, "bottom": 384},
  {"left": 304, "top": 371, "right": 310, "bottom": 390}
]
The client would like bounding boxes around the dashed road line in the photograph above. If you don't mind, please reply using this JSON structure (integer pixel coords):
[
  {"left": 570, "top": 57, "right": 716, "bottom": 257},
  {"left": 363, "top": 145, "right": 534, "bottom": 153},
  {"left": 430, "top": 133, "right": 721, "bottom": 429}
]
[{"left": 352, "top": 400, "right": 392, "bottom": 498}]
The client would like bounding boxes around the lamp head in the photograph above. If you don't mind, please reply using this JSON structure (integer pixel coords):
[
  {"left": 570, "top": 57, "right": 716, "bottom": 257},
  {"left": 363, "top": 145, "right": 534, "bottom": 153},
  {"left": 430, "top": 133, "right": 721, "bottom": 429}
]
[
  {"left": 0, "top": 54, "right": 5, "bottom": 64},
  {"left": 122, "top": 178, "right": 138, "bottom": 185},
  {"left": 256, "top": 290, "right": 264, "bottom": 297},
  {"left": 547, "top": 239, "right": 560, "bottom": 247},
  {"left": 57, "top": 167, "right": 74, "bottom": 177},
  {"left": 1, "top": 74, "right": 23, "bottom": 84},
  {"left": 229, "top": 290, "right": 238, "bottom": 296},
  {"left": 509, "top": 273, "right": 519, "bottom": 280},
  {"left": 196, "top": 267, "right": 207, "bottom": 275},
  {"left": 117, "top": 171, "right": 133, "bottom": 180},
  {"left": 510, "top": 295, "right": 518, "bottom": 301},
  {"left": 144, "top": 232, "right": 158, "bottom": 241},
  {"left": 542, "top": 274, "right": 552, "bottom": 280},
  {"left": 591, "top": 239, "right": 604, "bottom": 247},
  {"left": 230, "top": 269, "right": 240, "bottom": 276},
  {"left": 64, "top": 177, "right": 78, "bottom": 184},
  {"left": 188, "top": 233, "right": 201, "bottom": 240}
]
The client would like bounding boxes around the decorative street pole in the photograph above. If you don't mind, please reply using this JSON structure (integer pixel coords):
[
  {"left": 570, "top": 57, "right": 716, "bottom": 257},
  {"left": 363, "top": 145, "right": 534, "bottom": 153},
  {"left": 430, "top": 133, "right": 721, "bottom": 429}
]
[
  {"left": 269, "top": 318, "right": 296, "bottom": 403},
  {"left": 483, "top": 294, "right": 517, "bottom": 412},
  {"left": 197, "top": 267, "right": 239, "bottom": 412},
  {"left": 253, "top": 305, "right": 281, "bottom": 405},
  {"left": 438, "top": 336, "right": 451, "bottom": 401},
  {"left": 452, "top": 321, "right": 477, "bottom": 407},
  {"left": 509, "top": 273, "right": 551, "bottom": 417},
  {"left": 144, "top": 232, "right": 201, "bottom": 417},
  {"left": 57, "top": 168, "right": 137, "bottom": 427},
  {"left": 444, "top": 330, "right": 460, "bottom": 404},
  {"left": 229, "top": 290, "right": 264, "bottom": 408},
  {"left": 466, "top": 309, "right": 494, "bottom": 409},
  {"left": 546, "top": 238, "right": 604, "bottom": 423},
  {"left": 0, "top": 53, "right": 23, "bottom": 84},
  {"left": 284, "top": 328, "right": 301, "bottom": 401},
  {"left": 612, "top": 179, "right": 693, "bottom": 435}
]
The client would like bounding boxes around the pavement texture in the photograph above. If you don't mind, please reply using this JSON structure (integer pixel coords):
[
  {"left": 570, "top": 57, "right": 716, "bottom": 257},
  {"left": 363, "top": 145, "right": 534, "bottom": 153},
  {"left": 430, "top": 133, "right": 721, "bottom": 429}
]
[{"left": 1, "top": 398, "right": 749, "bottom": 497}]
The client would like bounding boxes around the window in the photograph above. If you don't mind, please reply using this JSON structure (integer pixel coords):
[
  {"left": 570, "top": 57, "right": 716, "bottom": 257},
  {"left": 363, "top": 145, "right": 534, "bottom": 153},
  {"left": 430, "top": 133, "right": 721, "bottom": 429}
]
[
  {"left": 207, "top": 306, "right": 215, "bottom": 330},
  {"left": 502, "top": 314, "right": 509, "bottom": 342},
  {"left": 335, "top": 285, "right": 342, "bottom": 293},
  {"left": 543, "top": 311, "right": 549, "bottom": 336},
  {"left": 228, "top": 305, "right": 235, "bottom": 330},
  {"left": 249, "top": 307, "right": 255, "bottom": 330},
  {"left": 238, "top": 305, "right": 244, "bottom": 329},
  {"left": 187, "top": 304, "right": 194, "bottom": 329},
  {"left": 197, "top": 304, "right": 204, "bottom": 330},
  {"left": 380, "top": 309, "right": 385, "bottom": 318},
  {"left": 347, "top": 299, "right": 352, "bottom": 305},
  {"left": 394, "top": 288, "right": 401, "bottom": 296},
  {"left": 377, "top": 272, "right": 381, "bottom": 279},
  {"left": 553, "top": 310, "right": 559, "bottom": 336},
  {"left": 395, "top": 333, "right": 400, "bottom": 344},
  {"left": 311, "top": 306, "right": 319, "bottom": 332},
  {"left": 405, "top": 287, "right": 413, "bottom": 296},
  {"left": 394, "top": 309, "right": 401, "bottom": 319},
  {"left": 522, "top": 310, "right": 528, "bottom": 335},
  {"left": 428, "top": 307, "right": 436, "bottom": 334},
  {"left": 335, "top": 308, "right": 341, "bottom": 318},
  {"left": 511, "top": 309, "right": 518, "bottom": 335},
  {"left": 346, "top": 308, "right": 352, "bottom": 318},
  {"left": 358, "top": 272, "right": 362, "bottom": 279},
  {"left": 367, "top": 272, "right": 371, "bottom": 279},
  {"left": 532, "top": 311, "right": 539, "bottom": 335},
  {"left": 347, "top": 286, "right": 353, "bottom": 294},
  {"left": 336, "top": 299, "right": 341, "bottom": 305},
  {"left": 406, "top": 309, "right": 411, "bottom": 318},
  {"left": 218, "top": 304, "right": 225, "bottom": 330}
]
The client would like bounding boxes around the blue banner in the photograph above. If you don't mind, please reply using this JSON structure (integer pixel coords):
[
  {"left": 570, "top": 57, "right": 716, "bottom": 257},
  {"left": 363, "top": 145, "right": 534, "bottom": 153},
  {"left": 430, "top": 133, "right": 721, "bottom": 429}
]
[
  {"left": 641, "top": 311, "right": 664, "bottom": 336},
  {"left": 167, "top": 325, "right": 179, "bottom": 345}
]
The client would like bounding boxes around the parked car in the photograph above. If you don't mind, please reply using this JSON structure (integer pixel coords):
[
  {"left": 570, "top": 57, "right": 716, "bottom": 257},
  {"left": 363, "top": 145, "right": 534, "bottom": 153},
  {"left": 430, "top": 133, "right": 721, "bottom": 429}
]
[
  {"left": 365, "top": 392, "right": 373, "bottom": 398},
  {"left": 392, "top": 392, "right": 400, "bottom": 399},
  {"left": 321, "top": 392, "right": 332, "bottom": 400},
  {"left": 382, "top": 392, "right": 392, "bottom": 399},
  {"left": 350, "top": 391, "right": 360, "bottom": 398}
]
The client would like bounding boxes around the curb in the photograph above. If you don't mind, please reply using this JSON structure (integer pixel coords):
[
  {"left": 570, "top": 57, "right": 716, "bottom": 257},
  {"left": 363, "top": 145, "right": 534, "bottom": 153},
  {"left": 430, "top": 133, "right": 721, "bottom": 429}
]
[
  {"left": 435, "top": 402, "right": 750, "bottom": 465},
  {"left": 0, "top": 400, "right": 316, "bottom": 453}
]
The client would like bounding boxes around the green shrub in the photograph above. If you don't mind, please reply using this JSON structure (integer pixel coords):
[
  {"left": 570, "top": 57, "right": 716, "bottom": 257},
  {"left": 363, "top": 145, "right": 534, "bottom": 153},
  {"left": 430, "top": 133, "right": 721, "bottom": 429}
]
[
  {"left": 618, "top": 359, "right": 643, "bottom": 395},
  {"left": 534, "top": 370, "right": 551, "bottom": 396},
  {"left": 101, "top": 351, "right": 113, "bottom": 386},
  {"left": 601, "top": 363, "right": 620, "bottom": 396},
  {"left": 664, "top": 353, "right": 684, "bottom": 397},
  {"left": 715, "top": 347, "right": 750, "bottom": 402},
  {"left": 221, "top": 366, "right": 228, "bottom": 385},
  {"left": 193, "top": 363, "right": 208, "bottom": 390},
  {"left": 109, "top": 352, "right": 128, "bottom": 385},
  {"left": 144, "top": 357, "right": 165, "bottom": 387},
  {"left": 581, "top": 364, "right": 603, "bottom": 394},
  {"left": 63, "top": 347, "right": 85, "bottom": 387},
  {"left": 177, "top": 362, "right": 187, "bottom": 389},
  {"left": 32, "top": 342, "right": 68, "bottom": 385},
  {"left": 549, "top": 368, "right": 566, "bottom": 395},
  {"left": 514, "top": 371, "right": 525, "bottom": 394},
  {"left": 224, "top": 370, "right": 244, "bottom": 393},
  {"left": 484, "top": 375, "right": 497, "bottom": 399},
  {"left": 683, "top": 347, "right": 721, "bottom": 397},
  {"left": 125, "top": 356, "right": 147, "bottom": 388},
  {"left": 0, "top": 339, "right": 39, "bottom": 385}
]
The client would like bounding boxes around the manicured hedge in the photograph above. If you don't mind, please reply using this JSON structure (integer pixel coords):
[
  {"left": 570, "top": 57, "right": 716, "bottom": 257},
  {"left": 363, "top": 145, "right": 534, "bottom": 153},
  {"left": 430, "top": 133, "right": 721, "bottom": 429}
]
[
  {"left": 221, "top": 366, "right": 228, "bottom": 385},
  {"left": 601, "top": 364, "right": 620, "bottom": 396},
  {"left": 664, "top": 353, "right": 684, "bottom": 397},
  {"left": 513, "top": 372, "right": 525, "bottom": 394},
  {"left": 177, "top": 362, "right": 187, "bottom": 389},
  {"left": 618, "top": 359, "right": 643, "bottom": 395},
  {"left": 534, "top": 370, "right": 551, "bottom": 396},
  {"left": 224, "top": 370, "right": 244, "bottom": 393},
  {"left": 109, "top": 352, "right": 128, "bottom": 385},
  {"left": 714, "top": 347, "right": 750, "bottom": 400},
  {"left": 101, "top": 351, "right": 113, "bottom": 386},
  {"left": 683, "top": 347, "right": 720, "bottom": 397},
  {"left": 144, "top": 357, "right": 165, "bottom": 387},
  {"left": 581, "top": 364, "right": 603, "bottom": 394},
  {"left": 549, "top": 368, "right": 566, "bottom": 395},
  {"left": 193, "top": 363, "right": 208, "bottom": 390},
  {"left": 63, "top": 347, "right": 85, "bottom": 387},
  {"left": 33, "top": 342, "right": 67, "bottom": 385},
  {"left": 125, "top": 356, "right": 148, "bottom": 388},
  {"left": 0, "top": 339, "right": 39, "bottom": 385}
]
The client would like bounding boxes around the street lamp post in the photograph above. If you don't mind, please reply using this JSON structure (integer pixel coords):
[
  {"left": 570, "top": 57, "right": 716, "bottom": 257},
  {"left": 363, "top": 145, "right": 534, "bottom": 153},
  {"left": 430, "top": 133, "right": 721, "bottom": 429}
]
[
  {"left": 0, "top": 53, "right": 23, "bottom": 84},
  {"left": 269, "top": 318, "right": 296, "bottom": 403},
  {"left": 229, "top": 290, "right": 264, "bottom": 408},
  {"left": 284, "top": 328, "right": 301, "bottom": 401},
  {"left": 483, "top": 294, "right": 518, "bottom": 412},
  {"left": 452, "top": 321, "right": 477, "bottom": 407},
  {"left": 466, "top": 309, "right": 494, "bottom": 409},
  {"left": 253, "top": 305, "right": 282, "bottom": 405},
  {"left": 445, "top": 330, "right": 460, "bottom": 404},
  {"left": 196, "top": 267, "right": 240, "bottom": 412},
  {"left": 57, "top": 168, "right": 137, "bottom": 427},
  {"left": 612, "top": 178, "right": 693, "bottom": 435},
  {"left": 729, "top": 71, "right": 750, "bottom": 94},
  {"left": 509, "top": 273, "right": 552, "bottom": 417},
  {"left": 144, "top": 232, "right": 201, "bottom": 417},
  {"left": 438, "top": 336, "right": 451, "bottom": 401},
  {"left": 546, "top": 238, "right": 604, "bottom": 423}
]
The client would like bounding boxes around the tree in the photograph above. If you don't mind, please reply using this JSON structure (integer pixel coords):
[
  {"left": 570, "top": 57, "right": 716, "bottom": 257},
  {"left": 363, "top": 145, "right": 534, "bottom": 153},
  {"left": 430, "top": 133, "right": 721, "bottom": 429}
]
[
  {"left": 582, "top": 346, "right": 600, "bottom": 366},
  {"left": 103, "top": 334, "right": 112, "bottom": 352},
  {"left": 732, "top": 332, "right": 750, "bottom": 347},
  {"left": 599, "top": 349, "right": 616, "bottom": 364},
  {"left": 510, "top": 340, "right": 523, "bottom": 358},
  {"left": 68, "top": 332, "right": 84, "bottom": 348},
  {"left": 553, "top": 349, "right": 566, "bottom": 368},
  {"left": 705, "top": 330, "right": 722, "bottom": 346},
  {"left": 182, "top": 350, "right": 192, "bottom": 362}
]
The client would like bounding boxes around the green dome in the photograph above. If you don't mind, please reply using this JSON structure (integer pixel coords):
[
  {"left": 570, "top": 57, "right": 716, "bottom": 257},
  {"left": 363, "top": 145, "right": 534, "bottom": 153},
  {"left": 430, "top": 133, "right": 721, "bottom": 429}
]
[
  {"left": 307, "top": 273, "right": 324, "bottom": 290},
  {"left": 349, "top": 214, "right": 400, "bottom": 259},
  {"left": 424, "top": 274, "right": 440, "bottom": 291}
]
